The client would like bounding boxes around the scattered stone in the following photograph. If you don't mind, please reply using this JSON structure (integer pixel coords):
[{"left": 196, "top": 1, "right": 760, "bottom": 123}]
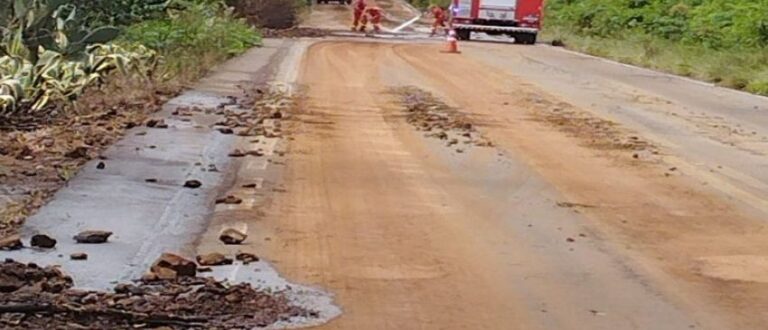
[
  {"left": 395, "top": 87, "right": 493, "bottom": 149},
  {"left": 96, "top": 161, "right": 106, "bottom": 170},
  {"left": 216, "top": 195, "right": 243, "bottom": 205},
  {"left": 141, "top": 272, "right": 158, "bottom": 282},
  {"left": 218, "top": 128, "right": 234, "bottom": 134},
  {"left": 146, "top": 119, "right": 168, "bottom": 129},
  {"left": 219, "top": 228, "right": 247, "bottom": 245},
  {"left": 184, "top": 180, "right": 203, "bottom": 189},
  {"left": 566, "top": 237, "right": 576, "bottom": 243},
  {"left": 0, "top": 235, "right": 23, "bottom": 250},
  {"left": 0, "top": 259, "right": 72, "bottom": 293},
  {"left": 0, "top": 259, "right": 311, "bottom": 328},
  {"left": 150, "top": 253, "right": 197, "bottom": 278},
  {"left": 73, "top": 230, "right": 112, "bottom": 244},
  {"left": 262, "top": 27, "right": 330, "bottom": 38},
  {"left": 228, "top": 149, "right": 246, "bottom": 157},
  {"left": 246, "top": 150, "right": 264, "bottom": 157},
  {"left": 196, "top": 253, "right": 234, "bottom": 266},
  {"left": 70, "top": 253, "right": 88, "bottom": 260},
  {"left": 236, "top": 252, "right": 259, "bottom": 264},
  {"left": 30, "top": 234, "right": 57, "bottom": 249},
  {"left": 242, "top": 183, "right": 258, "bottom": 188},
  {"left": 145, "top": 178, "right": 158, "bottom": 183},
  {"left": 198, "top": 266, "right": 213, "bottom": 273},
  {"left": 65, "top": 146, "right": 89, "bottom": 159}
]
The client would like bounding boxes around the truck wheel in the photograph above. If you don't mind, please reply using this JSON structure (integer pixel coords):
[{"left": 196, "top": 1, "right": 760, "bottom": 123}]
[{"left": 456, "top": 29, "right": 471, "bottom": 41}]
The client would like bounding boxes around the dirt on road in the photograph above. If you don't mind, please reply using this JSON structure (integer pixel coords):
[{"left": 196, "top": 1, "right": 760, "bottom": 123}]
[{"left": 228, "top": 40, "right": 768, "bottom": 329}]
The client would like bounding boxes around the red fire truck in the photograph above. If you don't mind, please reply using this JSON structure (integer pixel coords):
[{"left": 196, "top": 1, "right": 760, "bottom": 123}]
[{"left": 450, "top": 0, "right": 544, "bottom": 44}]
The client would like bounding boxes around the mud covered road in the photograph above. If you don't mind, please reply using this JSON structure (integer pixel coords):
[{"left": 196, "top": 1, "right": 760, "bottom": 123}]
[{"left": 242, "top": 38, "right": 768, "bottom": 329}]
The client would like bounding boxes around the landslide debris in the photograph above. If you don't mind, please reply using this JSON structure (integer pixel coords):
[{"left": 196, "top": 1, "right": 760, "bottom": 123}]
[
  {"left": 236, "top": 252, "right": 259, "bottom": 264},
  {"left": 219, "top": 228, "right": 248, "bottom": 245},
  {"left": 196, "top": 253, "right": 234, "bottom": 266},
  {"left": 29, "top": 234, "right": 57, "bottom": 249},
  {"left": 393, "top": 87, "right": 493, "bottom": 151},
  {"left": 526, "top": 95, "right": 659, "bottom": 158},
  {"left": 150, "top": 253, "right": 198, "bottom": 279},
  {"left": 0, "top": 259, "right": 314, "bottom": 329},
  {"left": 73, "top": 230, "right": 112, "bottom": 244},
  {"left": 0, "top": 236, "right": 23, "bottom": 251},
  {"left": 262, "top": 27, "right": 330, "bottom": 38}
]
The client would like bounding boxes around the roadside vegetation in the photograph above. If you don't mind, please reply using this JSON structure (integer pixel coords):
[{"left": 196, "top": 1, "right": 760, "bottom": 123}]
[
  {"left": 406, "top": 0, "right": 451, "bottom": 9},
  {"left": 0, "top": 0, "right": 261, "bottom": 124},
  {"left": 544, "top": 0, "right": 768, "bottom": 95}
]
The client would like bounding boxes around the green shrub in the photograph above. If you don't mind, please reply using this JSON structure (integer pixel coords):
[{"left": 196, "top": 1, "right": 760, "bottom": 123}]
[
  {"left": 120, "top": 2, "right": 260, "bottom": 80},
  {"left": 225, "top": 0, "right": 306, "bottom": 29},
  {"left": 406, "top": 0, "right": 451, "bottom": 9},
  {"left": 545, "top": 0, "right": 768, "bottom": 95}
]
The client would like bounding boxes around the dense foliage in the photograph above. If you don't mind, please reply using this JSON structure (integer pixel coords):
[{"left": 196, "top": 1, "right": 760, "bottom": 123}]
[
  {"left": 1, "top": 0, "right": 262, "bottom": 119},
  {"left": 547, "top": 0, "right": 768, "bottom": 49},
  {"left": 546, "top": 0, "right": 768, "bottom": 95},
  {"left": 69, "top": 0, "right": 170, "bottom": 26},
  {"left": 120, "top": 1, "right": 261, "bottom": 79},
  {"left": 407, "top": 0, "right": 451, "bottom": 9}
]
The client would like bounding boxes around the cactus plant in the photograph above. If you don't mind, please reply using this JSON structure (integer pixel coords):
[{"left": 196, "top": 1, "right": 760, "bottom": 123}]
[
  {"left": 0, "top": 0, "right": 120, "bottom": 61},
  {"left": 1, "top": 44, "right": 159, "bottom": 117}
]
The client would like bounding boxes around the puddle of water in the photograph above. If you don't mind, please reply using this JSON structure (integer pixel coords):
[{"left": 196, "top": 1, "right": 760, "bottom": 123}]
[{"left": 208, "top": 261, "right": 341, "bottom": 328}]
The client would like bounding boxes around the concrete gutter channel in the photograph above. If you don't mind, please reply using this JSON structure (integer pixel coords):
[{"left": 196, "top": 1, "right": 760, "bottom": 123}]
[{"left": 2, "top": 38, "right": 340, "bottom": 328}]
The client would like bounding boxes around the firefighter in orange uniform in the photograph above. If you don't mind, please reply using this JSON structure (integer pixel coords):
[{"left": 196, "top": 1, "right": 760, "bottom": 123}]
[
  {"left": 360, "top": 6, "right": 383, "bottom": 33},
  {"left": 351, "top": 0, "right": 367, "bottom": 31},
  {"left": 429, "top": 5, "right": 447, "bottom": 37}
]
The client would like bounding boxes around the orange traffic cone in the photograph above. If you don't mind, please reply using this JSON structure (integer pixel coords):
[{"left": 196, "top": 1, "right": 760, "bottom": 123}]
[{"left": 442, "top": 29, "right": 461, "bottom": 54}]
